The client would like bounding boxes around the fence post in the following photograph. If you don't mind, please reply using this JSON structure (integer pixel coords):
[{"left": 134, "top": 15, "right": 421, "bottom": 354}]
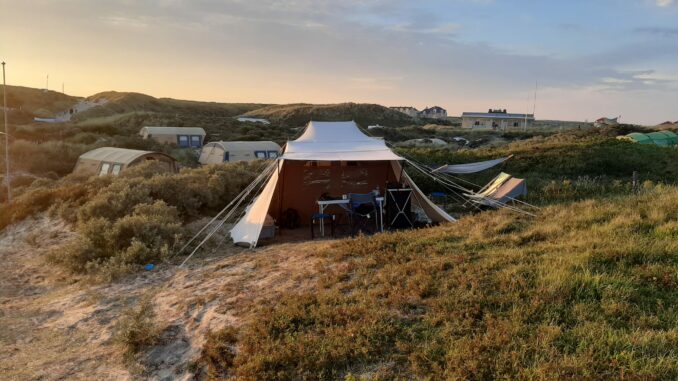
[{"left": 632, "top": 171, "right": 639, "bottom": 194}]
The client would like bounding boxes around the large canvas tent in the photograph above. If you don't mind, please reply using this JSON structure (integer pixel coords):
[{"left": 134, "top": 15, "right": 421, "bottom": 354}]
[
  {"left": 199, "top": 141, "right": 282, "bottom": 164},
  {"left": 230, "top": 121, "right": 454, "bottom": 247},
  {"left": 139, "top": 126, "right": 206, "bottom": 148},
  {"left": 618, "top": 131, "right": 678, "bottom": 147},
  {"left": 73, "top": 147, "right": 178, "bottom": 177}
]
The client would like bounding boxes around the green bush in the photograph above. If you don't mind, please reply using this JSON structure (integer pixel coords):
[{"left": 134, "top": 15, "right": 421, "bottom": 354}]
[
  {"left": 13, "top": 160, "right": 265, "bottom": 277},
  {"left": 50, "top": 200, "right": 181, "bottom": 278}
]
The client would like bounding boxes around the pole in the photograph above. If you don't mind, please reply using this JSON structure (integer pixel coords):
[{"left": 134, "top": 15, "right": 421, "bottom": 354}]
[
  {"left": 532, "top": 80, "right": 538, "bottom": 126},
  {"left": 2, "top": 62, "right": 11, "bottom": 203}
]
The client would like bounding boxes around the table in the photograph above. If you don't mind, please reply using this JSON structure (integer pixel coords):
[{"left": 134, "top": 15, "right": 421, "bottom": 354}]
[{"left": 317, "top": 197, "right": 384, "bottom": 237}]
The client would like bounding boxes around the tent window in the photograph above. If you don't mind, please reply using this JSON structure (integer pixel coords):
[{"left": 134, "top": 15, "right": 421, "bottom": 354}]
[
  {"left": 254, "top": 151, "right": 267, "bottom": 159},
  {"left": 268, "top": 151, "right": 278, "bottom": 158},
  {"left": 99, "top": 163, "right": 111, "bottom": 177},
  {"left": 303, "top": 167, "right": 331, "bottom": 187},
  {"left": 111, "top": 164, "right": 122, "bottom": 175},
  {"left": 190, "top": 135, "right": 202, "bottom": 148},
  {"left": 223, "top": 151, "right": 230, "bottom": 162},
  {"left": 305, "top": 161, "right": 331, "bottom": 167},
  {"left": 178, "top": 135, "right": 189, "bottom": 148}
]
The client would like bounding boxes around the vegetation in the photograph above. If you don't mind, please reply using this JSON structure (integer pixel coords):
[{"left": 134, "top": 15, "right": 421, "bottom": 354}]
[
  {"left": 0, "top": 85, "right": 80, "bottom": 121},
  {"left": 203, "top": 185, "right": 678, "bottom": 380},
  {"left": 115, "top": 295, "right": 160, "bottom": 362},
  {"left": 243, "top": 102, "right": 416, "bottom": 127},
  {"left": 1, "top": 161, "right": 265, "bottom": 277},
  {"left": 74, "top": 91, "right": 267, "bottom": 121},
  {"left": 401, "top": 128, "right": 678, "bottom": 204}
]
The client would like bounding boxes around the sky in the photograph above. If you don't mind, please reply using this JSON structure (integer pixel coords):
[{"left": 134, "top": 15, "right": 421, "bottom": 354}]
[{"left": 1, "top": 0, "right": 677, "bottom": 124}]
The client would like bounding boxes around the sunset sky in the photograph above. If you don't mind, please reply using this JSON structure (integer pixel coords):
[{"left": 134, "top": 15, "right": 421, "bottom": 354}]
[{"left": 2, "top": 0, "right": 677, "bottom": 124}]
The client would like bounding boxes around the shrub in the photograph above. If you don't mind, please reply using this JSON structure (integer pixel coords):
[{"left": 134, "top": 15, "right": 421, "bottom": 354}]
[
  {"left": 198, "top": 327, "right": 239, "bottom": 380},
  {"left": 50, "top": 201, "right": 181, "bottom": 278},
  {"left": 115, "top": 295, "right": 160, "bottom": 362}
]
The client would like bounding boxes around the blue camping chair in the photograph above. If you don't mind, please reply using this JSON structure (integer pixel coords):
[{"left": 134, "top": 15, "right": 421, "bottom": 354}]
[{"left": 346, "top": 193, "right": 378, "bottom": 234}]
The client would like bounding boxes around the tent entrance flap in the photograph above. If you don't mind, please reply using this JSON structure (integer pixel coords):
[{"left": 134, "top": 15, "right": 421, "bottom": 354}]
[
  {"left": 392, "top": 161, "right": 455, "bottom": 223},
  {"left": 230, "top": 163, "right": 280, "bottom": 247}
]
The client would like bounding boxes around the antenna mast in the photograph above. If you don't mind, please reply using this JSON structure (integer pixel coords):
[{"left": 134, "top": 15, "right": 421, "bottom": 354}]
[{"left": 2, "top": 62, "right": 11, "bottom": 203}]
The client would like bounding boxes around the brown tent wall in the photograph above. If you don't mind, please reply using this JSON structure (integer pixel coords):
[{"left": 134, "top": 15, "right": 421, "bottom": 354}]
[{"left": 268, "top": 160, "right": 399, "bottom": 225}]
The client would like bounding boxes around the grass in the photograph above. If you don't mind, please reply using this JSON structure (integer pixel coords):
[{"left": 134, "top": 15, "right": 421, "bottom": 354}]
[
  {"left": 203, "top": 185, "right": 678, "bottom": 380},
  {"left": 401, "top": 128, "right": 678, "bottom": 204},
  {"left": 243, "top": 102, "right": 416, "bottom": 128}
]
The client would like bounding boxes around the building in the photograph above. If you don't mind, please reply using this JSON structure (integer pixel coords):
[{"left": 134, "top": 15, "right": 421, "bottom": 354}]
[
  {"left": 73, "top": 147, "right": 178, "bottom": 177},
  {"left": 390, "top": 106, "right": 420, "bottom": 118},
  {"left": 461, "top": 109, "right": 535, "bottom": 129},
  {"left": 139, "top": 126, "right": 206, "bottom": 148},
  {"left": 593, "top": 117, "right": 619, "bottom": 128},
  {"left": 199, "top": 141, "right": 282, "bottom": 165},
  {"left": 420, "top": 106, "right": 447, "bottom": 119}
]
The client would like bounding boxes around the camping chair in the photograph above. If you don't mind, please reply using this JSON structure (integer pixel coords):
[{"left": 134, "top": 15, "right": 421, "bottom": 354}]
[
  {"left": 464, "top": 172, "right": 526, "bottom": 208},
  {"left": 346, "top": 193, "right": 378, "bottom": 235},
  {"left": 310, "top": 213, "right": 335, "bottom": 239}
]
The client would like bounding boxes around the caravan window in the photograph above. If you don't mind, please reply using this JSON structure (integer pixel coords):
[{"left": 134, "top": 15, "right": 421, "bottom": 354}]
[
  {"left": 268, "top": 151, "right": 278, "bottom": 158},
  {"left": 178, "top": 135, "right": 189, "bottom": 148},
  {"left": 190, "top": 135, "right": 202, "bottom": 148},
  {"left": 99, "top": 163, "right": 111, "bottom": 176},
  {"left": 254, "top": 151, "right": 267, "bottom": 159},
  {"left": 111, "top": 164, "right": 122, "bottom": 175}
]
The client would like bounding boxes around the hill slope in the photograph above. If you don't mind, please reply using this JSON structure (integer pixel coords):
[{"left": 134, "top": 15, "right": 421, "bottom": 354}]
[
  {"left": 0, "top": 85, "right": 80, "bottom": 120},
  {"left": 73, "top": 91, "right": 269, "bottom": 121},
  {"left": 203, "top": 186, "right": 678, "bottom": 379},
  {"left": 243, "top": 102, "right": 416, "bottom": 127}
]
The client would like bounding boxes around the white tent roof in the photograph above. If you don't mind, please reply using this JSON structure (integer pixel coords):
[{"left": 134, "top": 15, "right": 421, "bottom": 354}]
[
  {"left": 282, "top": 121, "right": 402, "bottom": 161},
  {"left": 230, "top": 121, "right": 453, "bottom": 248}
]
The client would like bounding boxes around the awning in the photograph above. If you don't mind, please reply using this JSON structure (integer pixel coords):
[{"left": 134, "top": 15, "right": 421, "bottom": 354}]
[{"left": 432, "top": 156, "right": 512, "bottom": 174}]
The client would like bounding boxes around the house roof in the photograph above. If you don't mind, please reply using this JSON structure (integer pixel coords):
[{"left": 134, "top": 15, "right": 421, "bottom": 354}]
[
  {"left": 422, "top": 106, "right": 446, "bottom": 113},
  {"left": 282, "top": 121, "right": 403, "bottom": 161},
  {"left": 78, "top": 147, "right": 175, "bottom": 165},
  {"left": 140, "top": 126, "right": 206, "bottom": 135},
  {"left": 462, "top": 112, "right": 534, "bottom": 120}
]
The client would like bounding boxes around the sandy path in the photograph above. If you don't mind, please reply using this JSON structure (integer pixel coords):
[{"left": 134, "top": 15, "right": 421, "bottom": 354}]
[{"left": 0, "top": 215, "right": 331, "bottom": 380}]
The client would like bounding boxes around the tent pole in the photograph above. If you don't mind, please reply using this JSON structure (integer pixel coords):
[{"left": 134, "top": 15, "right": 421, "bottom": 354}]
[{"left": 277, "top": 159, "right": 285, "bottom": 234}]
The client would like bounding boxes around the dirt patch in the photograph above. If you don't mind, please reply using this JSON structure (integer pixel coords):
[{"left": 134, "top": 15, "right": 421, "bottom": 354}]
[{"left": 0, "top": 215, "right": 332, "bottom": 380}]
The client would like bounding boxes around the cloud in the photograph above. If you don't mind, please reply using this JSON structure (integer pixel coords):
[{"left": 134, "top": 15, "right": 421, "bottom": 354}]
[
  {"left": 656, "top": 0, "right": 675, "bottom": 7},
  {"left": 635, "top": 26, "right": 678, "bottom": 37},
  {"left": 100, "top": 15, "right": 149, "bottom": 29}
]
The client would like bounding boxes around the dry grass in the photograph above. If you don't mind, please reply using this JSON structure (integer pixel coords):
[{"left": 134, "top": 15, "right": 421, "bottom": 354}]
[{"left": 203, "top": 186, "right": 678, "bottom": 380}]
